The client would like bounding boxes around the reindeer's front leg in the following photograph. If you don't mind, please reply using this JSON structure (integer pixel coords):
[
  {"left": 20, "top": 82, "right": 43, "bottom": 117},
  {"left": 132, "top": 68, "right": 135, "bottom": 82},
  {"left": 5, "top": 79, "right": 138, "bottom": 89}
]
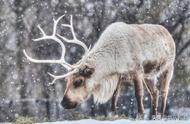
[
  {"left": 134, "top": 75, "right": 144, "bottom": 119},
  {"left": 111, "top": 79, "right": 121, "bottom": 114}
]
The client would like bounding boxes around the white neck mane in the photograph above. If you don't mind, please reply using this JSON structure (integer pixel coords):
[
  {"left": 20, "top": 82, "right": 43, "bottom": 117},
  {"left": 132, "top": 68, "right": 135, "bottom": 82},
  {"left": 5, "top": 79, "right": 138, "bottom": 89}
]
[{"left": 91, "top": 74, "right": 119, "bottom": 104}]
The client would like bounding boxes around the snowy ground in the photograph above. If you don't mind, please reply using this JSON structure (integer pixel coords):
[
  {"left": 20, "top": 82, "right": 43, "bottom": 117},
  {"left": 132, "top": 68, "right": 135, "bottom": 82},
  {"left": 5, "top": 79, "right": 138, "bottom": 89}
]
[
  {"left": 1, "top": 108, "right": 190, "bottom": 124},
  {"left": 39, "top": 119, "right": 190, "bottom": 124}
]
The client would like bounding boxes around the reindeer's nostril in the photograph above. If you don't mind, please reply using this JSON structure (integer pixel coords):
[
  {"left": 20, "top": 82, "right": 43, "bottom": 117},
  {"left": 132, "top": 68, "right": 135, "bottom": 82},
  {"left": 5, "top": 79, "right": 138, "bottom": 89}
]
[
  {"left": 61, "top": 97, "right": 77, "bottom": 109},
  {"left": 61, "top": 97, "right": 68, "bottom": 107},
  {"left": 61, "top": 100, "right": 66, "bottom": 107}
]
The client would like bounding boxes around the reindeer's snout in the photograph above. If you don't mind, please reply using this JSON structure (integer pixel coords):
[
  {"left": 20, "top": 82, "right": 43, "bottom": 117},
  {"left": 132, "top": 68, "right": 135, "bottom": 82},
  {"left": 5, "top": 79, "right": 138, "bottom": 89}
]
[{"left": 61, "top": 96, "right": 77, "bottom": 109}]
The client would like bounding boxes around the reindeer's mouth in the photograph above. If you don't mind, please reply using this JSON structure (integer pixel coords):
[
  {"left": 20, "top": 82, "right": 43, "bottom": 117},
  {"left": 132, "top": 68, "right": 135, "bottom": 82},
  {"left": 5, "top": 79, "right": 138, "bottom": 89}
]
[{"left": 61, "top": 97, "right": 78, "bottom": 109}]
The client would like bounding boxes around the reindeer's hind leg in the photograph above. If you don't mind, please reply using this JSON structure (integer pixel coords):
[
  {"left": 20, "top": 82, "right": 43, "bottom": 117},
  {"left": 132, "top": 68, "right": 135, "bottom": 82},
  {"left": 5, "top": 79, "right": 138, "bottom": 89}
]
[
  {"left": 144, "top": 77, "right": 159, "bottom": 119},
  {"left": 160, "top": 65, "right": 174, "bottom": 117},
  {"left": 134, "top": 75, "right": 144, "bottom": 118}
]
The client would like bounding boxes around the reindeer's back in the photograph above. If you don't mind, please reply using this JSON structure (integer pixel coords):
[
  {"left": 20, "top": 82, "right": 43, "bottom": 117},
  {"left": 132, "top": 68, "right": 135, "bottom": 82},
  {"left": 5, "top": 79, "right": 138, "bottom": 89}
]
[{"left": 90, "top": 22, "right": 176, "bottom": 75}]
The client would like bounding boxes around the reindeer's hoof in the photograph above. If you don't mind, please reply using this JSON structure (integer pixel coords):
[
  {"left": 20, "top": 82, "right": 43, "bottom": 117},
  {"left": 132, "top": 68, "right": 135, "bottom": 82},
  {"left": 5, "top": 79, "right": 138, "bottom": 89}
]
[
  {"left": 136, "top": 113, "right": 144, "bottom": 120},
  {"left": 151, "top": 114, "right": 162, "bottom": 120},
  {"left": 108, "top": 112, "right": 118, "bottom": 119}
]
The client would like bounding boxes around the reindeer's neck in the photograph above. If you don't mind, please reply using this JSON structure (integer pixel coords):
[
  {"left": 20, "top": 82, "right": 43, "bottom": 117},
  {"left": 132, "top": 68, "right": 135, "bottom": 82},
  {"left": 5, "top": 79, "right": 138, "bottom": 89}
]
[
  {"left": 91, "top": 74, "right": 119, "bottom": 104},
  {"left": 85, "top": 39, "right": 120, "bottom": 80},
  {"left": 84, "top": 43, "right": 121, "bottom": 104}
]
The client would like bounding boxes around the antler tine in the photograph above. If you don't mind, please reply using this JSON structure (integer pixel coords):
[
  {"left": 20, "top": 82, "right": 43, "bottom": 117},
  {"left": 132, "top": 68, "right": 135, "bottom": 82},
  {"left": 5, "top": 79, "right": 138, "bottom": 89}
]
[
  {"left": 47, "top": 69, "right": 78, "bottom": 85},
  {"left": 23, "top": 15, "right": 74, "bottom": 70},
  {"left": 70, "top": 15, "right": 77, "bottom": 40},
  {"left": 53, "top": 15, "right": 65, "bottom": 36},
  {"left": 37, "top": 25, "right": 46, "bottom": 36},
  {"left": 57, "top": 15, "right": 89, "bottom": 55}
]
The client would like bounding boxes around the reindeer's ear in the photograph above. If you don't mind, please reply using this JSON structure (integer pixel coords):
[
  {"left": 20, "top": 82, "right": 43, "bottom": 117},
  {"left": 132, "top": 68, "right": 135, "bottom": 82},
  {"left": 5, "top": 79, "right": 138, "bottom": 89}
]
[{"left": 79, "top": 65, "right": 94, "bottom": 77}]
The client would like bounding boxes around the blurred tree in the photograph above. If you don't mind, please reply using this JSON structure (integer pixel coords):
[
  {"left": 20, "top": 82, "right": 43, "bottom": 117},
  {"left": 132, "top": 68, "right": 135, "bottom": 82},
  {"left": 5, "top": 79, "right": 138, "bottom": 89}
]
[{"left": 0, "top": 0, "right": 190, "bottom": 122}]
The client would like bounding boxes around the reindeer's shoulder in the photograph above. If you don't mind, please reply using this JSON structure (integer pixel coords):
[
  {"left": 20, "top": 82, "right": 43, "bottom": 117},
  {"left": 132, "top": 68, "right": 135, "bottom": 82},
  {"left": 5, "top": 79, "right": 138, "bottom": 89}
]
[
  {"left": 102, "top": 22, "right": 134, "bottom": 37},
  {"left": 106, "top": 22, "right": 131, "bottom": 30},
  {"left": 108, "top": 22, "right": 127, "bottom": 27},
  {"left": 105, "top": 22, "right": 162, "bottom": 33},
  {"left": 107, "top": 23, "right": 167, "bottom": 31},
  {"left": 135, "top": 24, "right": 169, "bottom": 34}
]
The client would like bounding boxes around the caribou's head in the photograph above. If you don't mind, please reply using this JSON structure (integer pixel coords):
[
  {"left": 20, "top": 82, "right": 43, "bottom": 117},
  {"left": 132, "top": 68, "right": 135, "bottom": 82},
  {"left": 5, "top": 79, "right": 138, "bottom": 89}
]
[
  {"left": 23, "top": 15, "right": 95, "bottom": 109},
  {"left": 61, "top": 64, "right": 94, "bottom": 109}
]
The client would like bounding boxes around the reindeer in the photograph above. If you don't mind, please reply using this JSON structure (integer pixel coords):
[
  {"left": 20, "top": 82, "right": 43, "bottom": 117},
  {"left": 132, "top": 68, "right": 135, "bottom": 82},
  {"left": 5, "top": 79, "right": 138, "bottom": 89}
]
[{"left": 24, "top": 15, "right": 176, "bottom": 119}]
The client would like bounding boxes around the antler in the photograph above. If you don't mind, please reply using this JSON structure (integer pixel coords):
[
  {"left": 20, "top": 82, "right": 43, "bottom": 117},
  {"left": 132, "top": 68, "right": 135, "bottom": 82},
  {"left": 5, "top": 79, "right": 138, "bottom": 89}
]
[
  {"left": 47, "top": 69, "right": 78, "bottom": 85},
  {"left": 23, "top": 15, "right": 73, "bottom": 70},
  {"left": 23, "top": 15, "right": 89, "bottom": 85},
  {"left": 57, "top": 15, "right": 89, "bottom": 55}
]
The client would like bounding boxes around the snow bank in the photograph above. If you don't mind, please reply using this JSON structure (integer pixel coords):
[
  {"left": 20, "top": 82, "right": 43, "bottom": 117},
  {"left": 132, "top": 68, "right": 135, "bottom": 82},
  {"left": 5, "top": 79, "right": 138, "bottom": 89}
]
[{"left": 38, "top": 119, "right": 190, "bottom": 124}]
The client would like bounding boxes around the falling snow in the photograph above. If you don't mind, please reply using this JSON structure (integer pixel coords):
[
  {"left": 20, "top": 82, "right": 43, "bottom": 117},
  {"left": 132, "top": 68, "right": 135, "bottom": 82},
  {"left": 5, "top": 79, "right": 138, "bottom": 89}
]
[{"left": 0, "top": 0, "right": 190, "bottom": 123}]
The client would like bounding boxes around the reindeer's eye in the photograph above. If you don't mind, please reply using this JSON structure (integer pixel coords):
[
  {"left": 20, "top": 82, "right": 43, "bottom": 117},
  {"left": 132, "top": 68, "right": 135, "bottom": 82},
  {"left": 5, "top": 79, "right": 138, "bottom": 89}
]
[{"left": 73, "top": 79, "right": 83, "bottom": 88}]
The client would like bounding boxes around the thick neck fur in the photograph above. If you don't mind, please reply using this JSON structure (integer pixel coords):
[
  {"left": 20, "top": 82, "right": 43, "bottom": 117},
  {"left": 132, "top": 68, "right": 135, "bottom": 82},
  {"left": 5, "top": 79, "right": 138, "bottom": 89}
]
[
  {"left": 89, "top": 73, "right": 119, "bottom": 104},
  {"left": 82, "top": 33, "right": 122, "bottom": 104}
]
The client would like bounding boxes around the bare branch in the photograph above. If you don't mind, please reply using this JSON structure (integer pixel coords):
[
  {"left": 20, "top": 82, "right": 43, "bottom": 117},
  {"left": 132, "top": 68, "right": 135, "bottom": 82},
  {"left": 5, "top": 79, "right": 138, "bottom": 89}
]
[{"left": 176, "top": 39, "right": 190, "bottom": 59}]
